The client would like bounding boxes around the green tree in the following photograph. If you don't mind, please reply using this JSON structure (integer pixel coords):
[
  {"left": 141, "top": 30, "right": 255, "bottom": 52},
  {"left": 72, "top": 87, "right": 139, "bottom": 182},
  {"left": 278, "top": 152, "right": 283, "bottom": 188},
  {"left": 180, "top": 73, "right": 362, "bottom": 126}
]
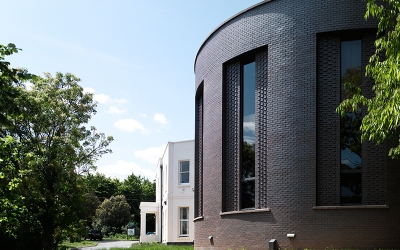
[
  {"left": 81, "top": 191, "right": 101, "bottom": 228},
  {"left": 0, "top": 44, "right": 36, "bottom": 243},
  {"left": 84, "top": 172, "right": 121, "bottom": 201},
  {"left": 117, "top": 173, "right": 155, "bottom": 229},
  {"left": 0, "top": 43, "right": 35, "bottom": 129},
  {"left": 337, "top": 0, "right": 400, "bottom": 157},
  {"left": 93, "top": 195, "right": 131, "bottom": 234},
  {"left": 1, "top": 71, "right": 113, "bottom": 250}
]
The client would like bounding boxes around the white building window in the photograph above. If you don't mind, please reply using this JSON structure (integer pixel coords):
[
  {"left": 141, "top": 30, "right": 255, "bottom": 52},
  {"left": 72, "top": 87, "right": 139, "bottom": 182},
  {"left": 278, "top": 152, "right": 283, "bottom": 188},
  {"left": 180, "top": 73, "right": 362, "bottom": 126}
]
[
  {"left": 179, "top": 161, "right": 189, "bottom": 184},
  {"left": 179, "top": 207, "right": 189, "bottom": 236}
]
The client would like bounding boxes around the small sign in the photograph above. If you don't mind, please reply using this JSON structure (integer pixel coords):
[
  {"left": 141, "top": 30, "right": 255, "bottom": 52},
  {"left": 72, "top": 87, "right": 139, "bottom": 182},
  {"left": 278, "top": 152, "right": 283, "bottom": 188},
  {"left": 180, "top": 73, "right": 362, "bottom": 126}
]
[{"left": 128, "top": 229, "right": 135, "bottom": 236}]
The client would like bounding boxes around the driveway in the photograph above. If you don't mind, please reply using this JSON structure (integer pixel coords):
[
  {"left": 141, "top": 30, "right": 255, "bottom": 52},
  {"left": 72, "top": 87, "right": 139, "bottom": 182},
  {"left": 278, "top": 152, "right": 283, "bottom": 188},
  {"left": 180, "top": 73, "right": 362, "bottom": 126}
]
[{"left": 77, "top": 240, "right": 139, "bottom": 250}]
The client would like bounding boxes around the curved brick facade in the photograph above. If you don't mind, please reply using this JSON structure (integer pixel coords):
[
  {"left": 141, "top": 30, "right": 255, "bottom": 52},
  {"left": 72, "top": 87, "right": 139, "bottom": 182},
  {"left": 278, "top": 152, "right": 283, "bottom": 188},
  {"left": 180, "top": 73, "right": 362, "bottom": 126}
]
[{"left": 194, "top": 0, "right": 400, "bottom": 249}]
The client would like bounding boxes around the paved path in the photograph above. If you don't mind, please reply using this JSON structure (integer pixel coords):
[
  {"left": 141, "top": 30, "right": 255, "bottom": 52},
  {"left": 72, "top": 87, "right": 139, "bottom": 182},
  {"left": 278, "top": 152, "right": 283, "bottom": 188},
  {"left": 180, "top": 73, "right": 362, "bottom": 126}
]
[{"left": 76, "top": 240, "right": 139, "bottom": 250}]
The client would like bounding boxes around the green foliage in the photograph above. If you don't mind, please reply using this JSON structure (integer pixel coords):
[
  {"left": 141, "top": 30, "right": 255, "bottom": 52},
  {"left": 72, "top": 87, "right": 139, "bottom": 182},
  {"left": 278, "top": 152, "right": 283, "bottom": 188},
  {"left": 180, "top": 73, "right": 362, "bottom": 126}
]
[
  {"left": 81, "top": 191, "right": 101, "bottom": 227},
  {"left": 117, "top": 174, "right": 156, "bottom": 230},
  {"left": 94, "top": 195, "right": 131, "bottom": 235},
  {"left": 1, "top": 45, "right": 113, "bottom": 250},
  {"left": 85, "top": 172, "right": 121, "bottom": 201},
  {"left": 0, "top": 136, "right": 29, "bottom": 237},
  {"left": 0, "top": 43, "right": 36, "bottom": 244},
  {"left": 83, "top": 172, "right": 156, "bottom": 235},
  {"left": 0, "top": 43, "right": 36, "bottom": 129},
  {"left": 337, "top": 0, "right": 400, "bottom": 157}
]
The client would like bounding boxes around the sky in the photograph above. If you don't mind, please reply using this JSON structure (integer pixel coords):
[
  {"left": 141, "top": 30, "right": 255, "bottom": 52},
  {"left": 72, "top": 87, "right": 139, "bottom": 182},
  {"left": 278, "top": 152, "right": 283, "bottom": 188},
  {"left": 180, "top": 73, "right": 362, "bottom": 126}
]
[{"left": 2, "top": 0, "right": 261, "bottom": 181}]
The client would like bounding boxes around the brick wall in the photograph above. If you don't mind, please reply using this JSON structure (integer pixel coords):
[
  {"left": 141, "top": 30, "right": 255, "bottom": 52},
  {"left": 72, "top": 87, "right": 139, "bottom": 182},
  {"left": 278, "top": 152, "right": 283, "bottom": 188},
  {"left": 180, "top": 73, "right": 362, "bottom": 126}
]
[{"left": 194, "top": 0, "right": 400, "bottom": 249}]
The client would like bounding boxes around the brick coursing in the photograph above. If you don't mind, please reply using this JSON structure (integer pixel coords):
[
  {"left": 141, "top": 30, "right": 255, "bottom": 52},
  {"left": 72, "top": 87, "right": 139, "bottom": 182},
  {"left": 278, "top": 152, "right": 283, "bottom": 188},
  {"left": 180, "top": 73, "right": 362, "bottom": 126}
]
[
  {"left": 223, "top": 61, "right": 241, "bottom": 212},
  {"left": 194, "top": 0, "right": 400, "bottom": 249},
  {"left": 195, "top": 83, "right": 204, "bottom": 218},
  {"left": 255, "top": 50, "right": 268, "bottom": 209}
]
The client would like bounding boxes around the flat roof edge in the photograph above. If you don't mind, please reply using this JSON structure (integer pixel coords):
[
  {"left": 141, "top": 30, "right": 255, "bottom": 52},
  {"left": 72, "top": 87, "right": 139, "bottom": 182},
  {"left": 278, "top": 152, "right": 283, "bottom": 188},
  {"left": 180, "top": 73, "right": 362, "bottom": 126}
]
[{"left": 194, "top": 0, "right": 274, "bottom": 72}]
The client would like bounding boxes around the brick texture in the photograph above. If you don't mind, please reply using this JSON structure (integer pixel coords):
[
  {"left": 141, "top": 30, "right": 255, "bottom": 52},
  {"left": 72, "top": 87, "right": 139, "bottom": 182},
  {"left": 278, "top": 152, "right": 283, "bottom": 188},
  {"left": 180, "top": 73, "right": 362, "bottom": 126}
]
[
  {"left": 194, "top": 0, "right": 400, "bottom": 249},
  {"left": 195, "top": 83, "right": 204, "bottom": 218},
  {"left": 223, "top": 61, "right": 241, "bottom": 212}
]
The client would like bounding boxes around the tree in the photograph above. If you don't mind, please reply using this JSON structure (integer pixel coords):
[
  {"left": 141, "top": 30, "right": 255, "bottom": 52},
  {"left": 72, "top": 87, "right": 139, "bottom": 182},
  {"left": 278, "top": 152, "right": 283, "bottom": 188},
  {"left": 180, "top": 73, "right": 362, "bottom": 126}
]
[
  {"left": 93, "top": 195, "right": 131, "bottom": 234},
  {"left": 117, "top": 173, "right": 155, "bottom": 230},
  {"left": 81, "top": 191, "right": 101, "bottom": 228},
  {"left": 1, "top": 70, "right": 113, "bottom": 250},
  {"left": 84, "top": 172, "right": 121, "bottom": 202},
  {"left": 0, "top": 44, "right": 36, "bottom": 243},
  {"left": 337, "top": 0, "right": 400, "bottom": 157}
]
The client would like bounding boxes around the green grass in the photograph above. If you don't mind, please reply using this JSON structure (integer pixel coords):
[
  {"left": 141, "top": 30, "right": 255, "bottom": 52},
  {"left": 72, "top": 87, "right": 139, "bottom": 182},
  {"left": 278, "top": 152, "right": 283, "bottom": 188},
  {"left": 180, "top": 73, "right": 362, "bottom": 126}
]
[
  {"left": 110, "top": 242, "right": 194, "bottom": 250},
  {"left": 60, "top": 239, "right": 98, "bottom": 249}
]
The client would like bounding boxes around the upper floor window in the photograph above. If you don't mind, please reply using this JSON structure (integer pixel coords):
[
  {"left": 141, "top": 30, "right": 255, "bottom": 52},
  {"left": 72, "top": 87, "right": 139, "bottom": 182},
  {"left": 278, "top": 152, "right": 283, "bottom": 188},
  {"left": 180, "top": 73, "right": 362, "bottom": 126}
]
[
  {"left": 223, "top": 47, "right": 268, "bottom": 212},
  {"left": 241, "top": 61, "right": 256, "bottom": 209},
  {"left": 179, "top": 161, "right": 190, "bottom": 184},
  {"left": 340, "top": 39, "right": 362, "bottom": 204}
]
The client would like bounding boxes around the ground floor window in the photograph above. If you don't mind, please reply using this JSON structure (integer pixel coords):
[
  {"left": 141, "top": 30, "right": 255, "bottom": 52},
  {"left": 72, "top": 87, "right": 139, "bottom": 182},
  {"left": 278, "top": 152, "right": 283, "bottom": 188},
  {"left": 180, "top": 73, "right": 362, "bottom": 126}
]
[{"left": 179, "top": 207, "right": 189, "bottom": 236}]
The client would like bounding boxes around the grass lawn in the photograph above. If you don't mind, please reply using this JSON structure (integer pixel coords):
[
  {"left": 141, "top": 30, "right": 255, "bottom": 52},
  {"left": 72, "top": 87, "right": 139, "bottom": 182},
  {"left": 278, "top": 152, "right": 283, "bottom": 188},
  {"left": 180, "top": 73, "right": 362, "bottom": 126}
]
[
  {"left": 60, "top": 239, "right": 98, "bottom": 249},
  {"left": 111, "top": 242, "right": 194, "bottom": 250}
]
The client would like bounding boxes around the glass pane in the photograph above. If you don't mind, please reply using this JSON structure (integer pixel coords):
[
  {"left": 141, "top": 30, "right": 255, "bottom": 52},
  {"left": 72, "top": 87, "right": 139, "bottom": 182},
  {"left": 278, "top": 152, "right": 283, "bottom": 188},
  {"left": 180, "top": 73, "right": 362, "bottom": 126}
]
[
  {"left": 241, "top": 61, "right": 256, "bottom": 209},
  {"left": 180, "top": 172, "right": 189, "bottom": 183},
  {"left": 241, "top": 180, "right": 255, "bottom": 209},
  {"left": 242, "top": 141, "right": 255, "bottom": 178},
  {"left": 180, "top": 161, "right": 189, "bottom": 172},
  {"left": 180, "top": 221, "right": 188, "bottom": 235},
  {"left": 341, "top": 173, "right": 362, "bottom": 204},
  {"left": 180, "top": 207, "right": 188, "bottom": 219},
  {"left": 340, "top": 40, "right": 362, "bottom": 203},
  {"left": 340, "top": 40, "right": 362, "bottom": 171},
  {"left": 243, "top": 61, "right": 256, "bottom": 147}
]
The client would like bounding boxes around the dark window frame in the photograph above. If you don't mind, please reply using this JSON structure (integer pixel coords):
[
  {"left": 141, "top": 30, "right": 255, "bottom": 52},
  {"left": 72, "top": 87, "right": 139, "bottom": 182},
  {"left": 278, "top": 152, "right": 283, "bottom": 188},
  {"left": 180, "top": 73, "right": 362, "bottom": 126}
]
[
  {"left": 340, "top": 37, "right": 363, "bottom": 205},
  {"left": 222, "top": 46, "right": 268, "bottom": 212},
  {"left": 240, "top": 59, "right": 256, "bottom": 209}
]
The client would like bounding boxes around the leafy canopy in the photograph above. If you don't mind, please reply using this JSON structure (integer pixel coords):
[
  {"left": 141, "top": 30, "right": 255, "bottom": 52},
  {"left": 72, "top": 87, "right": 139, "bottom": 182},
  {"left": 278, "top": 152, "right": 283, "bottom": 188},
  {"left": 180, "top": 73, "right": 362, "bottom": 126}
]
[
  {"left": 337, "top": 0, "right": 400, "bottom": 157},
  {"left": 1, "top": 44, "right": 113, "bottom": 250}
]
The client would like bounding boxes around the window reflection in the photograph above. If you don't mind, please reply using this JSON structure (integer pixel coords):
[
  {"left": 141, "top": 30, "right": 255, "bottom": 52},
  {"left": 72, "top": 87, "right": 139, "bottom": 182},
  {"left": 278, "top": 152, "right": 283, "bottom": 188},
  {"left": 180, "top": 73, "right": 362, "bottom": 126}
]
[
  {"left": 241, "top": 61, "right": 255, "bottom": 209},
  {"left": 180, "top": 161, "right": 189, "bottom": 184},
  {"left": 340, "top": 40, "right": 362, "bottom": 204}
]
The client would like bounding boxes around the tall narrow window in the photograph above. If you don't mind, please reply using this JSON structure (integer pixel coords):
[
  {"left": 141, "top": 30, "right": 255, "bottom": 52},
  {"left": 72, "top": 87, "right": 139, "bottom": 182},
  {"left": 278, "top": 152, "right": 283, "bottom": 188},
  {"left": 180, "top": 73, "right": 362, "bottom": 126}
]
[
  {"left": 195, "top": 83, "right": 204, "bottom": 217},
  {"left": 241, "top": 61, "right": 256, "bottom": 209},
  {"left": 179, "top": 207, "right": 189, "bottom": 236},
  {"left": 179, "top": 161, "right": 190, "bottom": 184},
  {"left": 340, "top": 40, "right": 362, "bottom": 204}
]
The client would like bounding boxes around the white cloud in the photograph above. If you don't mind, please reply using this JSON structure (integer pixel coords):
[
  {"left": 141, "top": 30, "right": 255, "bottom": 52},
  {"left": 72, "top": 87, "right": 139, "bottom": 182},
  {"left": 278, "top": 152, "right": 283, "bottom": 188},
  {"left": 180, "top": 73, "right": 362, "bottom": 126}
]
[
  {"left": 114, "top": 119, "right": 147, "bottom": 132},
  {"left": 134, "top": 145, "right": 166, "bottom": 164},
  {"left": 154, "top": 113, "right": 167, "bottom": 124},
  {"left": 96, "top": 160, "right": 156, "bottom": 181},
  {"left": 83, "top": 87, "right": 95, "bottom": 94},
  {"left": 108, "top": 106, "right": 127, "bottom": 114},
  {"left": 83, "top": 88, "right": 126, "bottom": 107},
  {"left": 93, "top": 93, "right": 111, "bottom": 104}
]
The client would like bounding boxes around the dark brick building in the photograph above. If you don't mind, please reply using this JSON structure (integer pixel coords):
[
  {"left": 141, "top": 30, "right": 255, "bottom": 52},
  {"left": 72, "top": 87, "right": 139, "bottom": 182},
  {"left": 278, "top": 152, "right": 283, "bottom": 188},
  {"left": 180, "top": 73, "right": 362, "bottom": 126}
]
[{"left": 193, "top": 0, "right": 400, "bottom": 249}]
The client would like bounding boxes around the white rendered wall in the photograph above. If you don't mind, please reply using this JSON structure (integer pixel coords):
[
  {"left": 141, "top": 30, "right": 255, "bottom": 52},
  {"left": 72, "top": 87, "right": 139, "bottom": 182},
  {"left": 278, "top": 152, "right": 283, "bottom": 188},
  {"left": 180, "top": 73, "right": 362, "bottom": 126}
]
[{"left": 162, "top": 140, "right": 194, "bottom": 243}]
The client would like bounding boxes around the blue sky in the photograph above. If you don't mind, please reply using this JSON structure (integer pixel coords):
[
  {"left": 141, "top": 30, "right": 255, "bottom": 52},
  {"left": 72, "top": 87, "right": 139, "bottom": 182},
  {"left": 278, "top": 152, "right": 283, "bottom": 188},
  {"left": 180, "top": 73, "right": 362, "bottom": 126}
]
[{"left": 2, "top": 0, "right": 261, "bottom": 181}]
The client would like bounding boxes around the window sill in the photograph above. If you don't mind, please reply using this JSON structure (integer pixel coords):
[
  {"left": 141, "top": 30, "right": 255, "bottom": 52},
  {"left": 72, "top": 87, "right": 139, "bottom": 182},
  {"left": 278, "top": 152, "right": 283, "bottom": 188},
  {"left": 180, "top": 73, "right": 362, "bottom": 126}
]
[
  {"left": 193, "top": 216, "right": 204, "bottom": 222},
  {"left": 313, "top": 205, "right": 389, "bottom": 210},
  {"left": 220, "top": 208, "right": 270, "bottom": 216}
]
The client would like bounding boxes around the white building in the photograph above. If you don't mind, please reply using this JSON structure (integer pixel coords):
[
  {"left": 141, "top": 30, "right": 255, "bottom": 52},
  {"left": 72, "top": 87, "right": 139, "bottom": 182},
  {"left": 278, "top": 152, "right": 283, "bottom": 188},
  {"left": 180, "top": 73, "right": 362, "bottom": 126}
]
[{"left": 140, "top": 140, "right": 194, "bottom": 244}]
